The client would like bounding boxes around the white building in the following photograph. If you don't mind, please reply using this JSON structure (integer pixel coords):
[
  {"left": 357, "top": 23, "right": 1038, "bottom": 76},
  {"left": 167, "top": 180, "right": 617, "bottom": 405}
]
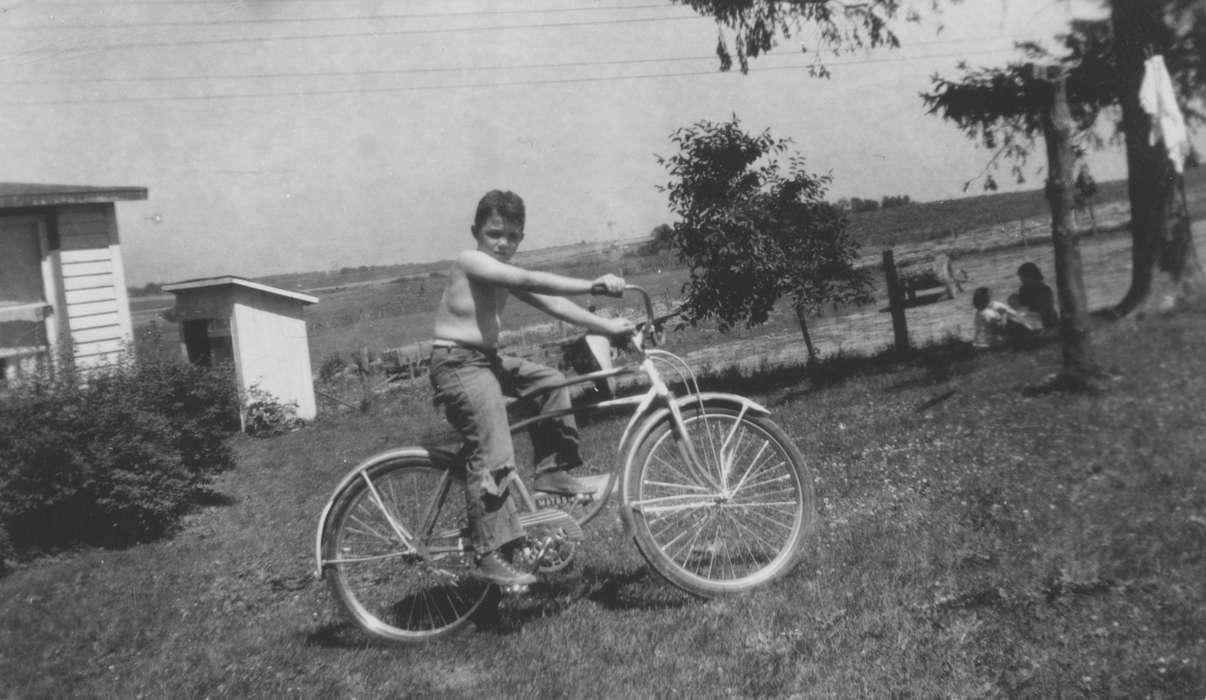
[
  {"left": 0, "top": 182, "right": 146, "bottom": 385},
  {"left": 162, "top": 276, "right": 319, "bottom": 421}
]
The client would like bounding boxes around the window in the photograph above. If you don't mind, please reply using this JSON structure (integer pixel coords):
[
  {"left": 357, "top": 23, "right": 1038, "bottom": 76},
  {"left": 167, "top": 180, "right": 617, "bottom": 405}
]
[
  {"left": 1, "top": 219, "right": 47, "bottom": 305},
  {"left": 1, "top": 217, "right": 53, "bottom": 376}
]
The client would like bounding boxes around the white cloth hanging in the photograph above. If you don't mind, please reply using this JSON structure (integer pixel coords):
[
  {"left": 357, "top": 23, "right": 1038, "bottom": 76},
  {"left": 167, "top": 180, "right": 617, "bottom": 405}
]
[{"left": 1139, "top": 54, "right": 1191, "bottom": 173}]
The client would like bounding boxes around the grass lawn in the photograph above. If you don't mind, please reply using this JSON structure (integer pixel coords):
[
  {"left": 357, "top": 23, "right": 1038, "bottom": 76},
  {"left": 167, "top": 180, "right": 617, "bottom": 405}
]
[{"left": 3, "top": 304, "right": 1206, "bottom": 698}]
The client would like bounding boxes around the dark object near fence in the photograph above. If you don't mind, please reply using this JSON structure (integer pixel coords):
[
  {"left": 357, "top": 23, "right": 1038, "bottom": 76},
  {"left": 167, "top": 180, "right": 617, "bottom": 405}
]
[
  {"left": 894, "top": 252, "right": 968, "bottom": 301},
  {"left": 380, "top": 341, "right": 433, "bottom": 380},
  {"left": 880, "top": 249, "right": 971, "bottom": 352}
]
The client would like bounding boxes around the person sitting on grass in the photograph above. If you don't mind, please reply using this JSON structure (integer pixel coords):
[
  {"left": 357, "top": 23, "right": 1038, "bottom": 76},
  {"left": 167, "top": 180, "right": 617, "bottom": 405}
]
[
  {"left": 428, "top": 189, "right": 634, "bottom": 587},
  {"left": 1014, "top": 261, "right": 1059, "bottom": 330},
  {"left": 972, "top": 286, "right": 1034, "bottom": 349}
]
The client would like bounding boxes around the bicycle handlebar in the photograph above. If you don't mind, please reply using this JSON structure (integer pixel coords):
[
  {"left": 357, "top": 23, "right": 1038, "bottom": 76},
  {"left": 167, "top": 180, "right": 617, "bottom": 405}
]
[
  {"left": 618, "top": 285, "right": 661, "bottom": 349},
  {"left": 584, "top": 284, "right": 660, "bottom": 349}
]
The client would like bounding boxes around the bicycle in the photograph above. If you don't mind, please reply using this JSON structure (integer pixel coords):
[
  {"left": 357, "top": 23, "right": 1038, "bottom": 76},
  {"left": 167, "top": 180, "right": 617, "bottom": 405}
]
[{"left": 313, "top": 286, "right": 815, "bottom": 644}]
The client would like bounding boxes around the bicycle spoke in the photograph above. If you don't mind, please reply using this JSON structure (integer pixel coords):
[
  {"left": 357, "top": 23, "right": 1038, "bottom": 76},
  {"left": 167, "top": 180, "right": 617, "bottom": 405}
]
[
  {"left": 668, "top": 511, "right": 713, "bottom": 564},
  {"left": 649, "top": 451, "right": 704, "bottom": 490},
  {"left": 641, "top": 478, "right": 709, "bottom": 493},
  {"left": 343, "top": 512, "right": 396, "bottom": 545},
  {"left": 324, "top": 550, "right": 416, "bottom": 566},
  {"left": 723, "top": 499, "right": 800, "bottom": 533},
  {"left": 720, "top": 508, "right": 784, "bottom": 555},
  {"left": 732, "top": 462, "right": 790, "bottom": 493}
]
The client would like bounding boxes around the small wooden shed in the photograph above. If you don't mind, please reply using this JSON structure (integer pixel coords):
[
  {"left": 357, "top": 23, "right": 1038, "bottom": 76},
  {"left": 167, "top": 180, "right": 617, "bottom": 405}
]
[
  {"left": 0, "top": 182, "right": 147, "bottom": 384},
  {"left": 162, "top": 276, "right": 319, "bottom": 421}
]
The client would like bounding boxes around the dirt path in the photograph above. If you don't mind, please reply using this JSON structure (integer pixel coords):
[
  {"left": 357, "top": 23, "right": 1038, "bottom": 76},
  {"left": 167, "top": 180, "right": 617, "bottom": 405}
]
[{"left": 683, "top": 224, "right": 1206, "bottom": 373}]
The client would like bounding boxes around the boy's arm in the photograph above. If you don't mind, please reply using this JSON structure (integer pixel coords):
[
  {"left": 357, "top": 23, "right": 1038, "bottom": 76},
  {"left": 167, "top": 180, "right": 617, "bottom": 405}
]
[
  {"left": 514, "top": 291, "right": 634, "bottom": 336},
  {"left": 459, "top": 250, "right": 618, "bottom": 296}
]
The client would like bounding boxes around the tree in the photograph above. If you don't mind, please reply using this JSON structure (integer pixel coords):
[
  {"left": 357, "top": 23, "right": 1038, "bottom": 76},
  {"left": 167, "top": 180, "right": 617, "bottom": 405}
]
[
  {"left": 920, "top": 62, "right": 1102, "bottom": 383},
  {"left": 1043, "top": 73, "right": 1099, "bottom": 385},
  {"left": 673, "top": 0, "right": 918, "bottom": 74},
  {"left": 647, "top": 223, "right": 675, "bottom": 252},
  {"left": 850, "top": 197, "right": 880, "bottom": 212},
  {"left": 676, "top": 1, "right": 1206, "bottom": 316},
  {"left": 1107, "top": 0, "right": 1206, "bottom": 316},
  {"left": 921, "top": 6, "right": 1206, "bottom": 317},
  {"left": 656, "top": 116, "right": 872, "bottom": 362}
]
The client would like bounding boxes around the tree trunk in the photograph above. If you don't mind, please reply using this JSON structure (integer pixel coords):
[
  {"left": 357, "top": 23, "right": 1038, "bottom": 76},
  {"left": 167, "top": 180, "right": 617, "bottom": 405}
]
[
  {"left": 1043, "top": 75, "right": 1098, "bottom": 383},
  {"left": 793, "top": 303, "right": 818, "bottom": 363},
  {"left": 1110, "top": 0, "right": 1206, "bottom": 317}
]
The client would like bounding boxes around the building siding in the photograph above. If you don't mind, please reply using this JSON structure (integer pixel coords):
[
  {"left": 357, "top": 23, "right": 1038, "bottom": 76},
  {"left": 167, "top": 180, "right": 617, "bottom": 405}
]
[
  {"left": 230, "top": 289, "right": 316, "bottom": 420},
  {"left": 57, "top": 204, "right": 132, "bottom": 365}
]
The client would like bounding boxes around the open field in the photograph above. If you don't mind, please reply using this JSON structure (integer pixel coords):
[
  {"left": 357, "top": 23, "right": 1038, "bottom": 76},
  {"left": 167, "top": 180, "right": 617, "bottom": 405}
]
[{"left": 128, "top": 168, "right": 1206, "bottom": 375}]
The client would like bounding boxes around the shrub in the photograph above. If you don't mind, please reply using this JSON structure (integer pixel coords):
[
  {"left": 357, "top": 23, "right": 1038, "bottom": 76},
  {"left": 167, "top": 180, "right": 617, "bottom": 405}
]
[
  {"left": 0, "top": 354, "right": 241, "bottom": 555},
  {"left": 317, "top": 354, "right": 348, "bottom": 384},
  {"left": 243, "top": 386, "right": 304, "bottom": 437}
]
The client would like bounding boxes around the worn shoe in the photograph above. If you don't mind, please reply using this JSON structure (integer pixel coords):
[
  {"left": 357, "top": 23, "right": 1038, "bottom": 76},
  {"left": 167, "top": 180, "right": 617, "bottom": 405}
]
[
  {"left": 473, "top": 550, "right": 537, "bottom": 587},
  {"left": 533, "top": 469, "right": 594, "bottom": 496}
]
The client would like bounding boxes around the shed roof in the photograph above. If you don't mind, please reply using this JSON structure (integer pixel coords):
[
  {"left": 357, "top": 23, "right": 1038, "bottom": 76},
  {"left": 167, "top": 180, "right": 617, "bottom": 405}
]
[
  {"left": 0, "top": 183, "right": 148, "bottom": 208},
  {"left": 162, "top": 276, "right": 318, "bottom": 305}
]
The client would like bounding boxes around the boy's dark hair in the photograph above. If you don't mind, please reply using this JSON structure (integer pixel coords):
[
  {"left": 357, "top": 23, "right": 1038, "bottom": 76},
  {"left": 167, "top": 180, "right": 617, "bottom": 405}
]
[
  {"left": 474, "top": 190, "right": 525, "bottom": 231},
  {"left": 972, "top": 287, "right": 991, "bottom": 310}
]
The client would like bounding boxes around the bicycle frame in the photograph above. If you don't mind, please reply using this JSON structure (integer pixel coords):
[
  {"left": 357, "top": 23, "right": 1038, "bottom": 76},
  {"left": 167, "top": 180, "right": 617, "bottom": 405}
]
[{"left": 313, "top": 286, "right": 772, "bottom": 579}]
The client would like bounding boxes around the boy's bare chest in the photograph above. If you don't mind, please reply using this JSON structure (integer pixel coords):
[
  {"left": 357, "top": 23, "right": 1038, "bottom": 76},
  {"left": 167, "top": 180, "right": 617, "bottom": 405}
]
[{"left": 466, "top": 278, "right": 509, "bottom": 315}]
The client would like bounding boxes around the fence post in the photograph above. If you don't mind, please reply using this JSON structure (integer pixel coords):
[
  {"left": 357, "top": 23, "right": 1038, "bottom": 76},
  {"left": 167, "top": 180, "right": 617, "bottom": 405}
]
[{"left": 882, "top": 249, "right": 910, "bottom": 352}]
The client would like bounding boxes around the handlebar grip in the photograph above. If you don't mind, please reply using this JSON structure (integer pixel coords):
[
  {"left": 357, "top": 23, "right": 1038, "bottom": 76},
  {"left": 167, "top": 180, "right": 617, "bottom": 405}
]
[{"left": 590, "top": 282, "right": 624, "bottom": 297}]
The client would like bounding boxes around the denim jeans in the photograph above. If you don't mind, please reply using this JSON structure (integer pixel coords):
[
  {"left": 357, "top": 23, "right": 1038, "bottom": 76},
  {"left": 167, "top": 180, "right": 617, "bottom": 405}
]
[{"left": 429, "top": 345, "right": 582, "bottom": 554}]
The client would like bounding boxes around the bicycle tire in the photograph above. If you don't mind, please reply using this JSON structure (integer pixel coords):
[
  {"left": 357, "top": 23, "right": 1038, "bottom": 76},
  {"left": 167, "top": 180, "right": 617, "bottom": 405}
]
[
  {"left": 624, "top": 407, "right": 814, "bottom": 597},
  {"left": 321, "top": 455, "right": 496, "bottom": 643}
]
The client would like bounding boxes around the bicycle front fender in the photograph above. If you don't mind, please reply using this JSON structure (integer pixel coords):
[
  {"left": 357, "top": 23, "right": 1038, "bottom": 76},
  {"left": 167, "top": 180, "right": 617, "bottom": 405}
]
[
  {"left": 615, "top": 392, "right": 771, "bottom": 534},
  {"left": 313, "top": 446, "right": 458, "bottom": 579}
]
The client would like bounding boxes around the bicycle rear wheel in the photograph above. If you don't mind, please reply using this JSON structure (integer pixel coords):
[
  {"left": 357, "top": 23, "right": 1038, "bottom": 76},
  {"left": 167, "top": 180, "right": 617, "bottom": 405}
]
[
  {"left": 321, "top": 456, "right": 495, "bottom": 643},
  {"left": 625, "top": 407, "right": 814, "bottom": 597}
]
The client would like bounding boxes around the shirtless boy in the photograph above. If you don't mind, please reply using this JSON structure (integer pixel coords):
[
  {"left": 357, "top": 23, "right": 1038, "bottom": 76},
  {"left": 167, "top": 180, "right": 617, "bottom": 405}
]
[{"left": 429, "top": 189, "right": 634, "bottom": 586}]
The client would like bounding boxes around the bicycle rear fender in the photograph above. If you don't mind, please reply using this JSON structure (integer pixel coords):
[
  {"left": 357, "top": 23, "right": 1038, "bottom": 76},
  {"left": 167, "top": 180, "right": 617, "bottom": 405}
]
[
  {"left": 615, "top": 392, "right": 771, "bottom": 534},
  {"left": 313, "top": 446, "right": 458, "bottom": 579}
]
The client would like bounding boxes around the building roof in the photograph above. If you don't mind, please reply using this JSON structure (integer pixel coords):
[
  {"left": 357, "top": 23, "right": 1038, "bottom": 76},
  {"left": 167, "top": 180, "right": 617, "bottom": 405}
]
[
  {"left": 162, "top": 276, "right": 319, "bottom": 305},
  {"left": 0, "top": 183, "right": 148, "bottom": 208}
]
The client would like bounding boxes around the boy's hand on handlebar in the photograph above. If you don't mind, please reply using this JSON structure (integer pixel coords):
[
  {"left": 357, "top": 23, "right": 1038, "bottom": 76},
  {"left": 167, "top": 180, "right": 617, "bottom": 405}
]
[
  {"left": 601, "top": 317, "right": 635, "bottom": 338},
  {"left": 590, "top": 274, "right": 625, "bottom": 297}
]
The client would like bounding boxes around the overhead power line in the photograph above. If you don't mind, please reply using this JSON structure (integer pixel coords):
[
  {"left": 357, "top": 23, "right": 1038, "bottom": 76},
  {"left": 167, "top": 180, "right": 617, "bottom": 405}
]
[
  {"left": 0, "top": 47, "right": 1029, "bottom": 107},
  {"left": 0, "top": 54, "right": 711, "bottom": 85},
  {"left": 8, "top": 12, "right": 704, "bottom": 56},
  {"left": 30, "top": 0, "right": 636, "bottom": 5},
  {"left": 0, "top": 33, "right": 1047, "bottom": 85},
  {"left": 0, "top": 3, "right": 670, "bottom": 31}
]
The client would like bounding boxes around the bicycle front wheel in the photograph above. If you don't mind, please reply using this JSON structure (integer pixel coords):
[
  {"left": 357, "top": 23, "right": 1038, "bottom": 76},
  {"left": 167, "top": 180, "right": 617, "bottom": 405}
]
[
  {"left": 625, "top": 407, "right": 814, "bottom": 597},
  {"left": 321, "top": 456, "right": 495, "bottom": 643}
]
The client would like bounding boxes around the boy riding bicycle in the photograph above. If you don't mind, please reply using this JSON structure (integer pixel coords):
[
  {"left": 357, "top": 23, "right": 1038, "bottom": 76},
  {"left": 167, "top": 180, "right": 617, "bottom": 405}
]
[{"left": 428, "top": 190, "right": 634, "bottom": 587}]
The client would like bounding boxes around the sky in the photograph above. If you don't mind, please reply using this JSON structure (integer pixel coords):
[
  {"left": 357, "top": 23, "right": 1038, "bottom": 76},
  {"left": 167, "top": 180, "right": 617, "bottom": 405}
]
[{"left": 0, "top": 0, "right": 1155, "bottom": 286}]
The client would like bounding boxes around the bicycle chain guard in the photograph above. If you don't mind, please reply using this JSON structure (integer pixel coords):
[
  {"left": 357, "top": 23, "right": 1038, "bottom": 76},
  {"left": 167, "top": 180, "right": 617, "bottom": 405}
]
[{"left": 515, "top": 508, "right": 584, "bottom": 573}]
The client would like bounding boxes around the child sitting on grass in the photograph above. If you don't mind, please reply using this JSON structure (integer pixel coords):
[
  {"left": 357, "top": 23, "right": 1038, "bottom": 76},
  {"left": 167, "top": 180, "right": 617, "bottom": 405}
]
[
  {"left": 428, "top": 189, "right": 634, "bottom": 587},
  {"left": 972, "top": 286, "right": 1034, "bottom": 349}
]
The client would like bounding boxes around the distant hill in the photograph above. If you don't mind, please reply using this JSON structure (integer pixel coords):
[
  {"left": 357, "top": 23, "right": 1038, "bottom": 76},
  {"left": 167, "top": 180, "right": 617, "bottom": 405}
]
[{"left": 242, "top": 237, "right": 650, "bottom": 294}]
